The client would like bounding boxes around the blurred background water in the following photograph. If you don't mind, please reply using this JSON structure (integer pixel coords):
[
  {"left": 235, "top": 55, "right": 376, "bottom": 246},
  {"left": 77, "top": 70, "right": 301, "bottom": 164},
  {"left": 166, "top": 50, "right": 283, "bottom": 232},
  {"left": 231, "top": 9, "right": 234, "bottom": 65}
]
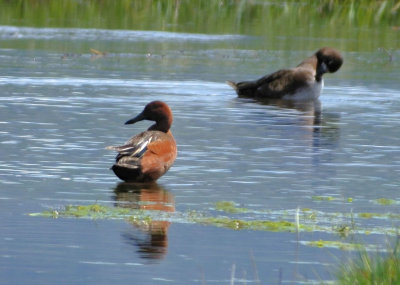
[{"left": 0, "top": 1, "right": 400, "bottom": 284}]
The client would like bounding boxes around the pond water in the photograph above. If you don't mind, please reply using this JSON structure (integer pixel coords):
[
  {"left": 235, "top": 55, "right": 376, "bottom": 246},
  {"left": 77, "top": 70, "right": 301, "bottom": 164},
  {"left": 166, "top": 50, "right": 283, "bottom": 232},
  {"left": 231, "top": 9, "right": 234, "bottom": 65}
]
[{"left": 0, "top": 24, "right": 400, "bottom": 285}]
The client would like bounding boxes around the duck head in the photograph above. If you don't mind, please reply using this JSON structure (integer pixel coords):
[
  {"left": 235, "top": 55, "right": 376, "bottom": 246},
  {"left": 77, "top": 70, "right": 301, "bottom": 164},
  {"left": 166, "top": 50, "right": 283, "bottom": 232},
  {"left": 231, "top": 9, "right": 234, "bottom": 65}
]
[
  {"left": 315, "top": 47, "right": 343, "bottom": 81},
  {"left": 125, "top": 101, "right": 173, "bottom": 133}
]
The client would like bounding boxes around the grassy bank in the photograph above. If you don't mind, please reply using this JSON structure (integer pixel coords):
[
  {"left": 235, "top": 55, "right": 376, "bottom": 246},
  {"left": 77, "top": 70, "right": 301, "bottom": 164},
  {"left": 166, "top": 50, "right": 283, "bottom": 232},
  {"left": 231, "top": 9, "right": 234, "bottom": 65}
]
[
  {"left": 0, "top": 0, "right": 399, "bottom": 34},
  {"left": 1, "top": 0, "right": 399, "bottom": 52}
]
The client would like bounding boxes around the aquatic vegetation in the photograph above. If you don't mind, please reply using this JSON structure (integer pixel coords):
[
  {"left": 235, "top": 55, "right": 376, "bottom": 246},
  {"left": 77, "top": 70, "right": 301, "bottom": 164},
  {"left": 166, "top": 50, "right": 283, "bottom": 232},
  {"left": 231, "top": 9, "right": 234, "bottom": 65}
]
[
  {"left": 375, "top": 198, "right": 396, "bottom": 205},
  {"left": 305, "top": 240, "right": 363, "bottom": 251},
  {"left": 358, "top": 212, "right": 379, "bottom": 219},
  {"left": 336, "top": 241, "right": 400, "bottom": 284},
  {"left": 358, "top": 212, "right": 400, "bottom": 219},
  {"left": 214, "top": 201, "right": 248, "bottom": 214},
  {"left": 303, "top": 210, "right": 317, "bottom": 221},
  {"left": 30, "top": 204, "right": 149, "bottom": 221},
  {"left": 29, "top": 202, "right": 400, "bottom": 285},
  {"left": 30, "top": 203, "right": 400, "bottom": 240},
  {"left": 312, "top": 196, "right": 336, "bottom": 201},
  {"left": 311, "top": 196, "right": 355, "bottom": 203},
  {"left": 333, "top": 224, "right": 352, "bottom": 237},
  {"left": 126, "top": 214, "right": 153, "bottom": 229},
  {"left": 196, "top": 217, "right": 308, "bottom": 232}
]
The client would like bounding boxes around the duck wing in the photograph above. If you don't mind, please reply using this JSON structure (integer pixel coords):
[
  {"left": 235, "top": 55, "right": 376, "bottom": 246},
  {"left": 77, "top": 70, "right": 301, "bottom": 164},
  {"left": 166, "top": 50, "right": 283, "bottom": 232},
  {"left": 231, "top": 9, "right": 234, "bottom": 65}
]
[
  {"left": 230, "top": 68, "right": 313, "bottom": 98},
  {"left": 255, "top": 68, "right": 315, "bottom": 98},
  {"left": 140, "top": 133, "right": 177, "bottom": 175},
  {"left": 106, "top": 131, "right": 158, "bottom": 168},
  {"left": 228, "top": 69, "right": 295, "bottom": 97}
]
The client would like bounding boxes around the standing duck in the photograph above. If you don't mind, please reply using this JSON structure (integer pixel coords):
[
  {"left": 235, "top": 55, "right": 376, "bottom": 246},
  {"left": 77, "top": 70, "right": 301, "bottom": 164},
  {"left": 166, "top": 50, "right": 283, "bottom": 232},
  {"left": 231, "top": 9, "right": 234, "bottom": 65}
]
[
  {"left": 107, "top": 101, "right": 177, "bottom": 182},
  {"left": 227, "top": 47, "right": 343, "bottom": 100}
]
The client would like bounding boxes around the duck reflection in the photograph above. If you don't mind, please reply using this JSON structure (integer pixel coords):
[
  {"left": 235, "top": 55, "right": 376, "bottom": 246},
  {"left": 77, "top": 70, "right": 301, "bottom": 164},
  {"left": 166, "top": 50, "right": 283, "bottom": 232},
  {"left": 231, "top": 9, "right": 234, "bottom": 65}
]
[
  {"left": 254, "top": 98, "right": 340, "bottom": 147},
  {"left": 114, "top": 182, "right": 175, "bottom": 260},
  {"left": 257, "top": 98, "right": 322, "bottom": 126},
  {"left": 255, "top": 98, "right": 341, "bottom": 177}
]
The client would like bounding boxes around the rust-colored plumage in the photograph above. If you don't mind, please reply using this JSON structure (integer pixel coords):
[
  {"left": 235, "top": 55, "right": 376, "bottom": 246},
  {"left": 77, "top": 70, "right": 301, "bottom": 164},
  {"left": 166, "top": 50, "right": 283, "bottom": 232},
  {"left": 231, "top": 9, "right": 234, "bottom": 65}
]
[
  {"left": 227, "top": 47, "right": 343, "bottom": 100},
  {"left": 107, "top": 101, "right": 177, "bottom": 182}
]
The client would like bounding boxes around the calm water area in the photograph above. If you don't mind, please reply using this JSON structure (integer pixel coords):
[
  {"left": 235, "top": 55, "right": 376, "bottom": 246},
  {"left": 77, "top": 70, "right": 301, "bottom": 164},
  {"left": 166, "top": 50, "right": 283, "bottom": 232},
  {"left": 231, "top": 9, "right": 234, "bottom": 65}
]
[{"left": 1, "top": 3, "right": 400, "bottom": 284}]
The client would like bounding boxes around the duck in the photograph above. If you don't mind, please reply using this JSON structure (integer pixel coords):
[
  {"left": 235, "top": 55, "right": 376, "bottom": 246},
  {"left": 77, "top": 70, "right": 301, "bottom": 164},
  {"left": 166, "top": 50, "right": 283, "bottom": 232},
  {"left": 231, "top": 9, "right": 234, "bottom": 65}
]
[
  {"left": 227, "top": 47, "right": 343, "bottom": 100},
  {"left": 106, "top": 101, "right": 177, "bottom": 182}
]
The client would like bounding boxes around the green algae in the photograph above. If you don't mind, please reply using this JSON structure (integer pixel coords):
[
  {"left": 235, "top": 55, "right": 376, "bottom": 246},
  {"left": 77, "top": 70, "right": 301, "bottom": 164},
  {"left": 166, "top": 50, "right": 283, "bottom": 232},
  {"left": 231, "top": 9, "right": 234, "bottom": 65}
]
[
  {"left": 302, "top": 208, "right": 312, "bottom": 212},
  {"left": 30, "top": 204, "right": 150, "bottom": 221},
  {"left": 31, "top": 203, "right": 315, "bottom": 233},
  {"left": 30, "top": 203, "right": 400, "bottom": 237},
  {"left": 126, "top": 214, "right": 153, "bottom": 228},
  {"left": 312, "top": 196, "right": 336, "bottom": 201},
  {"left": 306, "top": 240, "right": 363, "bottom": 251},
  {"left": 311, "top": 196, "right": 354, "bottom": 203},
  {"left": 214, "top": 201, "right": 248, "bottom": 214},
  {"left": 358, "top": 212, "right": 380, "bottom": 219},
  {"left": 358, "top": 212, "right": 400, "bottom": 219},
  {"left": 196, "top": 217, "right": 308, "bottom": 232},
  {"left": 375, "top": 198, "right": 396, "bottom": 205}
]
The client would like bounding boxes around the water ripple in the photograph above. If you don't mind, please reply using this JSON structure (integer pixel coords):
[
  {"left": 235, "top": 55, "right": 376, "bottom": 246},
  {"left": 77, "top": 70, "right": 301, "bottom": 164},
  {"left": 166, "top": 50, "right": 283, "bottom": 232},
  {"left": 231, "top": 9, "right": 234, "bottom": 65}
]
[{"left": 0, "top": 25, "right": 246, "bottom": 42}]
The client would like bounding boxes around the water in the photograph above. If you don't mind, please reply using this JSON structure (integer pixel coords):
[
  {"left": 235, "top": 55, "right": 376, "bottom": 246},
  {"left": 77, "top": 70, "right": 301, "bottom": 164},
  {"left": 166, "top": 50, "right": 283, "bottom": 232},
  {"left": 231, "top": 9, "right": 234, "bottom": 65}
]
[{"left": 0, "top": 25, "right": 400, "bottom": 284}]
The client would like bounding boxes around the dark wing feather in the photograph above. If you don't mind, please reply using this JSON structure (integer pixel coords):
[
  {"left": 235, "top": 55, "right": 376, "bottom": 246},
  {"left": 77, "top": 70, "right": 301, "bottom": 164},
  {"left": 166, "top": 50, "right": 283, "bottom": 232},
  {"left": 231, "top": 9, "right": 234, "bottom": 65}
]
[
  {"left": 254, "top": 69, "right": 303, "bottom": 98},
  {"left": 230, "top": 68, "right": 313, "bottom": 99},
  {"left": 229, "top": 69, "right": 293, "bottom": 97},
  {"left": 255, "top": 69, "right": 292, "bottom": 87}
]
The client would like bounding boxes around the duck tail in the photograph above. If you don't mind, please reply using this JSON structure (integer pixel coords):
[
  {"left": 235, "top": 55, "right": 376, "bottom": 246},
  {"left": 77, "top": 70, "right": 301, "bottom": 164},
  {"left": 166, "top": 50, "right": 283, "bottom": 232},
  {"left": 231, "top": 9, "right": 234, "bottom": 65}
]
[
  {"left": 226, "top": 80, "right": 239, "bottom": 93},
  {"left": 227, "top": 80, "right": 258, "bottom": 97}
]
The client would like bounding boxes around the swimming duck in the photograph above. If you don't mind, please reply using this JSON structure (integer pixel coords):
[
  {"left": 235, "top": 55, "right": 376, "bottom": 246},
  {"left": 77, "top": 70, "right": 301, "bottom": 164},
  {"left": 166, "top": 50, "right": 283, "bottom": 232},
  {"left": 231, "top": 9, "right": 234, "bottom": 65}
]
[
  {"left": 227, "top": 47, "right": 343, "bottom": 100},
  {"left": 107, "top": 101, "right": 177, "bottom": 182}
]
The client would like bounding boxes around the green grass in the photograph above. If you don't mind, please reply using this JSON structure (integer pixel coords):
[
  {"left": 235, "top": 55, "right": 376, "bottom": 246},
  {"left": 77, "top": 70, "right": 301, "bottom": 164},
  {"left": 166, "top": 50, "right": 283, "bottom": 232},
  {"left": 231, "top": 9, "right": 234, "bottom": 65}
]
[
  {"left": 336, "top": 241, "right": 400, "bottom": 284},
  {"left": 0, "top": 0, "right": 399, "bottom": 51},
  {"left": 0, "top": 0, "right": 399, "bottom": 35}
]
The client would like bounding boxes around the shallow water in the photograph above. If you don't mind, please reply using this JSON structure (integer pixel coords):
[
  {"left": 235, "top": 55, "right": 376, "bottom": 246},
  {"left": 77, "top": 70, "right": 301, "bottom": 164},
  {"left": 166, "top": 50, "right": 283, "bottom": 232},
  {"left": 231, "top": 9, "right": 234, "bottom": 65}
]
[{"left": 1, "top": 25, "right": 400, "bottom": 284}]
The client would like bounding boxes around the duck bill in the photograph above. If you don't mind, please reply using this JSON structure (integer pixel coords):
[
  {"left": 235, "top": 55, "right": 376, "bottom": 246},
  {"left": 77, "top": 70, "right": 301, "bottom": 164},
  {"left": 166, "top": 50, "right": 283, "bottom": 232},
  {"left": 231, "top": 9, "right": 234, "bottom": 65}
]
[
  {"left": 317, "top": 62, "right": 328, "bottom": 75},
  {"left": 125, "top": 112, "right": 145, "bottom": 125}
]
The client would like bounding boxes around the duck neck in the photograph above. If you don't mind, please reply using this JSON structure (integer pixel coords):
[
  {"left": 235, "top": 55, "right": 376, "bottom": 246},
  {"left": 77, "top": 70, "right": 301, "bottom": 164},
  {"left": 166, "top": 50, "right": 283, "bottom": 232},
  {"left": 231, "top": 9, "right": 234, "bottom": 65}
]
[
  {"left": 148, "top": 120, "right": 171, "bottom": 133},
  {"left": 299, "top": 55, "right": 326, "bottom": 82},
  {"left": 297, "top": 54, "right": 318, "bottom": 71}
]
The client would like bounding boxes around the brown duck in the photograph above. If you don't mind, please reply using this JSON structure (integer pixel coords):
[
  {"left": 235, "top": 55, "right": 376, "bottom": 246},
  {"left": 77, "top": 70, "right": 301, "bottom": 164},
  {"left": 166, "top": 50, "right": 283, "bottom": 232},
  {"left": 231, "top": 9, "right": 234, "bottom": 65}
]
[
  {"left": 107, "top": 101, "right": 177, "bottom": 182},
  {"left": 227, "top": 47, "right": 343, "bottom": 100}
]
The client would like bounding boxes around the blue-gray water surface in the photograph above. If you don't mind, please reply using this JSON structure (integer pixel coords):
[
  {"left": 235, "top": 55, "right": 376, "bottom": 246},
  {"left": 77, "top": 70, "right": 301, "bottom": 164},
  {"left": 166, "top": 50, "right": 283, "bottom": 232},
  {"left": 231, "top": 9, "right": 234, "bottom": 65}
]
[{"left": 0, "top": 26, "right": 400, "bottom": 284}]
